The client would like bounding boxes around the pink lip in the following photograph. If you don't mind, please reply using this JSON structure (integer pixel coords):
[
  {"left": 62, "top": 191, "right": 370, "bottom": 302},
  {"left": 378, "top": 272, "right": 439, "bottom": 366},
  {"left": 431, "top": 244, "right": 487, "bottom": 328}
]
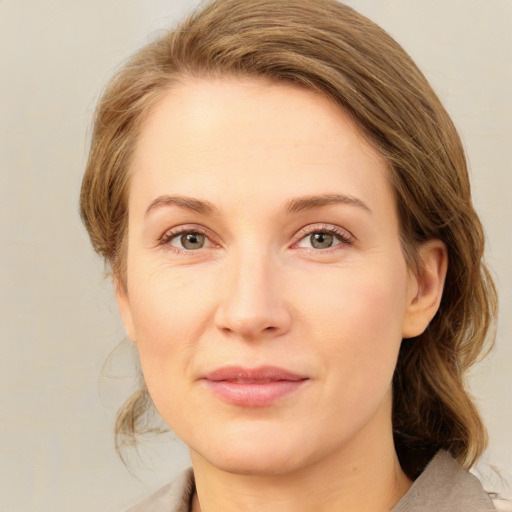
[{"left": 201, "top": 366, "right": 308, "bottom": 407}]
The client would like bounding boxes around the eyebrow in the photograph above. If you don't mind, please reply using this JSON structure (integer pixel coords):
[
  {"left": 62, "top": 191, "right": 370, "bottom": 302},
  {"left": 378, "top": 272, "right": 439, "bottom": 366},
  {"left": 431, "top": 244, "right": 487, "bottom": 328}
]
[
  {"left": 286, "top": 194, "right": 371, "bottom": 214},
  {"left": 145, "top": 195, "right": 218, "bottom": 216},
  {"left": 145, "top": 193, "right": 371, "bottom": 217}
]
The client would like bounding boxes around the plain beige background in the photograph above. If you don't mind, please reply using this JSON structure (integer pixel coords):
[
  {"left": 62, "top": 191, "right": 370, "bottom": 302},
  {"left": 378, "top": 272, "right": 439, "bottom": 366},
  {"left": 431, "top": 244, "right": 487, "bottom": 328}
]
[{"left": 1, "top": 1, "right": 510, "bottom": 511}]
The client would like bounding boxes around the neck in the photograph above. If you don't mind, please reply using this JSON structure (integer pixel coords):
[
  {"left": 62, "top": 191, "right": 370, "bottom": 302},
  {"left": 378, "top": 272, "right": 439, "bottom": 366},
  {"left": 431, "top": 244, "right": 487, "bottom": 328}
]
[{"left": 190, "top": 414, "right": 411, "bottom": 512}]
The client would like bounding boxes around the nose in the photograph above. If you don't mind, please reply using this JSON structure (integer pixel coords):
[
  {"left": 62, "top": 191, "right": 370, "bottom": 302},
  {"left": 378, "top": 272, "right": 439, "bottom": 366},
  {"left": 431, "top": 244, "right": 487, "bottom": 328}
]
[{"left": 214, "top": 249, "right": 292, "bottom": 341}]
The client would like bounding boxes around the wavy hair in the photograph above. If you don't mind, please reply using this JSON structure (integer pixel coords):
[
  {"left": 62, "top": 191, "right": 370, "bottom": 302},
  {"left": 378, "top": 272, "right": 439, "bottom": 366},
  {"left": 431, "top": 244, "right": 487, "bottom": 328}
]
[{"left": 80, "top": 0, "right": 497, "bottom": 478}]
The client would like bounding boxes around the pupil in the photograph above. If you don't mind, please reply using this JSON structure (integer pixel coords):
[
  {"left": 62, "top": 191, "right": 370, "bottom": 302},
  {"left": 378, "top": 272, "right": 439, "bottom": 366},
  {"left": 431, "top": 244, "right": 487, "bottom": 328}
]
[
  {"left": 311, "top": 232, "right": 333, "bottom": 249},
  {"left": 181, "top": 233, "right": 204, "bottom": 249}
]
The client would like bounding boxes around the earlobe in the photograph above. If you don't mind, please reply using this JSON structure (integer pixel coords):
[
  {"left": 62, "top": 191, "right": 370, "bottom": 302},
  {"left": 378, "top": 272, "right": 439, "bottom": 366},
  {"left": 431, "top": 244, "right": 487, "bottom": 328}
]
[
  {"left": 115, "top": 280, "right": 137, "bottom": 343},
  {"left": 402, "top": 240, "right": 448, "bottom": 339}
]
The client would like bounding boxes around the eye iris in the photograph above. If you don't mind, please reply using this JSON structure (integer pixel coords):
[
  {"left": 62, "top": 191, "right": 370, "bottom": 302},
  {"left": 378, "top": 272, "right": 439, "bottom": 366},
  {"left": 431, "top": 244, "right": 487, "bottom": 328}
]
[
  {"left": 311, "top": 232, "right": 334, "bottom": 249},
  {"left": 181, "top": 232, "right": 205, "bottom": 250}
]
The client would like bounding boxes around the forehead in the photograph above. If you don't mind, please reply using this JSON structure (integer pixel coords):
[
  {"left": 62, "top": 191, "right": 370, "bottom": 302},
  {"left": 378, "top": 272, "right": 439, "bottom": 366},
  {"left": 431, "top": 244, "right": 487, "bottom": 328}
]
[{"left": 130, "top": 77, "right": 393, "bottom": 218}]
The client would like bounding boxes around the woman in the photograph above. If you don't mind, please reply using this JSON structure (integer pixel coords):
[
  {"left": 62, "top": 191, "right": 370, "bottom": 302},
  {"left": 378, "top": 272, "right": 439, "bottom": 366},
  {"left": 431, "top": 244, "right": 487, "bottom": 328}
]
[{"left": 80, "top": 0, "right": 499, "bottom": 510}]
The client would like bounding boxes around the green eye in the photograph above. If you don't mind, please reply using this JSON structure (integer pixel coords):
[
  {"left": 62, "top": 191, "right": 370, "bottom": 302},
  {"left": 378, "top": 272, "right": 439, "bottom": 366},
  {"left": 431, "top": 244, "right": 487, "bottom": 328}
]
[
  {"left": 310, "top": 232, "right": 335, "bottom": 249},
  {"left": 294, "top": 226, "right": 352, "bottom": 252},
  {"left": 180, "top": 232, "right": 206, "bottom": 250}
]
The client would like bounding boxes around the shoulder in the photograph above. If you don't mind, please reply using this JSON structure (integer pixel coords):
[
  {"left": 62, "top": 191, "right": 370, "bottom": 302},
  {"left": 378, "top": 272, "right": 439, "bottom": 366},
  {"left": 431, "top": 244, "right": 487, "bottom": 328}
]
[
  {"left": 392, "top": 451, "right": 501, "bottom": 512},
  {"left": 124, "top": 468, "right": 194, "bottom": 512},
  {"left": 123, "top": 455, "right": 510, "bottom": 512},
  {"left": 490, "top": 492, "right": 512, "bottom": 511}
]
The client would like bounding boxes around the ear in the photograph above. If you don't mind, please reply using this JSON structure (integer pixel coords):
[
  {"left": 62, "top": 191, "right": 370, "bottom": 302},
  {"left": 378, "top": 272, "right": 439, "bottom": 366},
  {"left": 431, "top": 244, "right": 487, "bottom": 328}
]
[
  {"left": 115, "top": 280, "right": 137, "bottom": 343},
  {"left": 402, "top": 240, "right": 448, "bottom": 339}
]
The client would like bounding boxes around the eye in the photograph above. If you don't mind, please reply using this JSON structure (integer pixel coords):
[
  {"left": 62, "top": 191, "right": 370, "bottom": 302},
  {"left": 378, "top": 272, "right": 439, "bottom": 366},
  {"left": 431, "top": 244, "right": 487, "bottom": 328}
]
[
  {"left": 159, "top": 226, "right": 216, "bottom": 253},
  {"left": 309, "top": 232, "right": 337, "bottom": 249},
  {"left": 172, "top": 232, "right": 207, "bottom": 250},
  {"left": 294, "top": 225, "right": 353, "bottom": 251}
]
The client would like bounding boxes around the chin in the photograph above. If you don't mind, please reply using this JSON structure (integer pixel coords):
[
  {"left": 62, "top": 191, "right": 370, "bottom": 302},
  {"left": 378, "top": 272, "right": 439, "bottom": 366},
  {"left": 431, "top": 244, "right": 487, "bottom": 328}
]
[
  {"left": 188, "top": 422, "right": 323, "bottom": 477},
  {"left": 203, "top": 447, "right": 304, "bottom": 476}
]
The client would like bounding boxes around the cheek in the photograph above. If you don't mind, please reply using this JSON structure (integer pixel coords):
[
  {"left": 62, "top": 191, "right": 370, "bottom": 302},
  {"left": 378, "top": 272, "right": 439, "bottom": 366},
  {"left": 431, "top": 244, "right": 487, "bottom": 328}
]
[
  {"left": 125, "top": 260, "right": 231, "bottom": 412},
  {"left": 126, "top": 269, "right": 214, "bottom": 389},
  {"left": 294, "top": 259, "right": 407, "bottom": 335},
  {"left": 291, "top": 261, "right": 408, "bottom": 381},
  {"left": 129, "top": 264, "right": 212, "bottom": 339},
  {"left": 129, "top": 292, "right": 198, "bottom": 425}
]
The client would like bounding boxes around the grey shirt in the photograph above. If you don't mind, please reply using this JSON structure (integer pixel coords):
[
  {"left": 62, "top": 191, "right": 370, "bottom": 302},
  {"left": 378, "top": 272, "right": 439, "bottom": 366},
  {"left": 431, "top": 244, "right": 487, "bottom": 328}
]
[
  {"left": 391, "top": 450, "right": 495, "bottom": 511},
  {"left": 126, "top": 451, "right": 497, "bottom": 511}
]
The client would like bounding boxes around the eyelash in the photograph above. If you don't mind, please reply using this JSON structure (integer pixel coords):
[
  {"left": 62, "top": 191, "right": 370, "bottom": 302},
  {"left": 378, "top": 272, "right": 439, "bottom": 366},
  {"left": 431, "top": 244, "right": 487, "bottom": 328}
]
[
  {"left": 158, "top": 224, "right": 354, "bottom": 254},
  {"left": 158, "top": 225, "right": 214, "bottom": 254},
  {"left": 293, "top": 224, "right": 354, "bottom": 251}
]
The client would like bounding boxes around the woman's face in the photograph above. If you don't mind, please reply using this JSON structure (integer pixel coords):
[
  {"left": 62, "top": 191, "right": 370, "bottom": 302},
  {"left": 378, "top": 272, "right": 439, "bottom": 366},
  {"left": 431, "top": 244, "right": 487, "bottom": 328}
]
[{"left": 117, "top": 78, "right": 425, "bottom": 475}]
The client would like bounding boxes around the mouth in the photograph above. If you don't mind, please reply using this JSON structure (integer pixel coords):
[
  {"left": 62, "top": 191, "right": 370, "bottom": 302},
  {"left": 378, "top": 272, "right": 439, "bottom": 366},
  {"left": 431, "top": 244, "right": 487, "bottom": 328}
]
[{"left": 200, "top": 366, "right": 309, "bottom": 407}]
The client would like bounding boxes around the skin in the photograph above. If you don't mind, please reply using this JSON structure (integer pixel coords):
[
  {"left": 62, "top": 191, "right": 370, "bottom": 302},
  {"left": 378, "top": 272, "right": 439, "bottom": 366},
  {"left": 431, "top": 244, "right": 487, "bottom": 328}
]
[{"left": 116, "top": 78, "right": 447, "bottom": 512}]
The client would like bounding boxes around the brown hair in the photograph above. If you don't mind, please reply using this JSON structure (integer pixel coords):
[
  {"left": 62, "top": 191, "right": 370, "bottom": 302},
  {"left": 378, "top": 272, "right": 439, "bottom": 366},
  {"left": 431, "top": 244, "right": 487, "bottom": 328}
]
[{"left": 80, "top": 0, "right": 497, "bottom": 478}]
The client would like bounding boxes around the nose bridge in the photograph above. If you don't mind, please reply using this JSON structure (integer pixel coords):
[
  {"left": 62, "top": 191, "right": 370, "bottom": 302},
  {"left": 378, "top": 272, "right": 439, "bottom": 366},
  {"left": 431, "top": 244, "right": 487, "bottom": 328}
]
[{"left": 215, "top": 242, "right": 290, "bottom": 339}]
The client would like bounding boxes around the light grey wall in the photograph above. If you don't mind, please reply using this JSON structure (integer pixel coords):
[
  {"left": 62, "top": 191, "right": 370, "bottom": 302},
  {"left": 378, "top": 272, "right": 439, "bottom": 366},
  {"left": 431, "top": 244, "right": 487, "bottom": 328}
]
[{"left": 1, "top": 1, "right": 510, "bottom": 511}]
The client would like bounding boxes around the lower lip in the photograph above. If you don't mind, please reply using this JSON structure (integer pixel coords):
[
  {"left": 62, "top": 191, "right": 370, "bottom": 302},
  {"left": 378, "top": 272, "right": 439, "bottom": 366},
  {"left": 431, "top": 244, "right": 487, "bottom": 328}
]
[{"left": 202, "top": 380, "right": 307, "bottom": 407}]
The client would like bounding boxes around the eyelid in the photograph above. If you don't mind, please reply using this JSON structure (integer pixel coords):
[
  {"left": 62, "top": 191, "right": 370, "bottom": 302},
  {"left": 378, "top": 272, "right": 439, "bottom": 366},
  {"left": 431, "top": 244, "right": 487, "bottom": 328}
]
[
  {"left": 158, "top": 224, "right": 220, "bottom": 252},
  {"left": 156, "top": 222, "right": 354, "bottom": 253},
  {"left": 291, "top": 223, "right": 355, "bottom": 249}
]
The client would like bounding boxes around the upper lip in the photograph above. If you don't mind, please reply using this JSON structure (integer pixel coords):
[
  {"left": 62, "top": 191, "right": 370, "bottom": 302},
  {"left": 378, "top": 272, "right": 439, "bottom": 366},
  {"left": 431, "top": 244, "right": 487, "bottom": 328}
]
[{"left": 202, "top": 366, "right": 308, "bottom": 383}]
